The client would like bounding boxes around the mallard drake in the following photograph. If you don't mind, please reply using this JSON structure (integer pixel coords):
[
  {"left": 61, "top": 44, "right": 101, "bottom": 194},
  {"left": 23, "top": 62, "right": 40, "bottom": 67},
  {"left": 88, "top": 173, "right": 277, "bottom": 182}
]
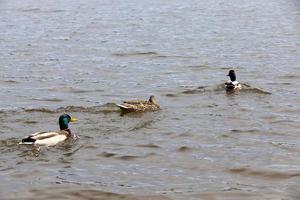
[
  {"left": 19, "top": 114, "right": 78, "bottom": 146},
  {"left": 225, "top": 70, "right": 242, "bottom": 90},
  {"left": 117, "top": 95, "right": 160, "bottom": 112}
]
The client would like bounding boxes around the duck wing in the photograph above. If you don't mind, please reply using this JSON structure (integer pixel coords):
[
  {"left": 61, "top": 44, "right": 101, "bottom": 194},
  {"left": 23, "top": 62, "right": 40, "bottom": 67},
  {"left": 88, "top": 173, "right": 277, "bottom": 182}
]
[
  {"left": 117, "top": 103, "right": 140, "bottom": 112},
  {"left": 123, "top": 100, "right": 148, "bottom": 104}
]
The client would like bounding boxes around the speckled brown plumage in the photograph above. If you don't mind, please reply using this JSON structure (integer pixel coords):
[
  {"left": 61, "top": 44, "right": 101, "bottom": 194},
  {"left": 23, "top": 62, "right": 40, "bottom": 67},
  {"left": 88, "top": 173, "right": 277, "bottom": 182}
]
[{"left": 117, "top": 95, "right": 160, "bottom": 112}]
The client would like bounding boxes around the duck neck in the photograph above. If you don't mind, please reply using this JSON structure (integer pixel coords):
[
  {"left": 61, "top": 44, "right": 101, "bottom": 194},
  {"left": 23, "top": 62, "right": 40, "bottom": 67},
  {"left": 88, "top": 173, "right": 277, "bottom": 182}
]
[
  {"left": 230, "top": 74, "right": 236, "bottom": 82},
  {"left": 64, "top": 128, "right": 71, "bottom": 134},
  {"left": 59, "top": 123, "right": 69, "bottom": 130},
  {"left": 60, "top": 125, "right": 71, "bottom": 135}
]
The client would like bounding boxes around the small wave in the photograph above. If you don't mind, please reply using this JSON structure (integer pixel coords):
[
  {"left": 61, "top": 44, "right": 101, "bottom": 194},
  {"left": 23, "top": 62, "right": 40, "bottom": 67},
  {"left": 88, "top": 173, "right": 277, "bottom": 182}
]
[
  {"left": 267, "top": 82, "right": 292, "bottom": 86},
  {"left": 136, "top": 143, "right": 160, "bottom": 148},
  {"left": 97, "top": 152, "right": 156, "bottom": 160},
  {"left": 21, "top": 8, "right": 65, "bottom": 13},
  {"left": 190, "top": 191, "right": 260, "bottom": 200},
  {"left": 24, "top": 108, "right": 56, "bottom": 113},
  {"left": 227, "top": 167, "right": 300, "bottom": 180},
  {"left": 115, "top": 153, "right": 156, "bottom": 161},
  {"left": 115, "top": 155, "right": 141, "bottom": 160},
  {"left": 31, "top": 98, "right": 63, "bottom": 102},
  {"left": 0, "top": 138, "right": 42, "bottom": 157},
  {"left": 186, "top": 64, "right": 209, "bottom": 70},
  {"left": 72, "top": 89, "right": 105, "bottom": 94},
  {"left": 177, "top": 146, "right": 193, "bottom": 152},
  {"left": 278, "top": 75, "right": 300, "bottom": 79},
  {"left": 0, "top": 80, "right": 19, "bottom": 84},
  {"left": 23, "top": 120, "right": 38, "bottom": 124},
  {"left": 241, "top": 83, "right": 272, "bottom": 94},
  {"left": 181, "top": 88, "right": 206, "bottom": 94},
  {"left": 0, "top": 138, "right": 19, "bottom": 148},
  {"left": 47, "top": 87, "right": 104, "bottom": 94},
  {"left": 270, "top": 142, "right": 300, "bottom": 152},
  {"left": 63, "top": 145, "right": 84, "bottom": 157},
  {"left": 165, "top": 93, "right": 179, "bottom": 97},
  {"left": 166, "top": 83, "right": 271, "bottom": 96},
  {"left": 56, "top": 104, "right": 119, "bottom": 114},
  {"left": 43, "top": 10, "right": 65, "bottom": 13},
  {"left": 97, "top": 152, "right": 117, "bottom": 158},
  {"left": 23, "top": 104, "right": 120, "bottom": 114},
  {"left": 231, "top": 129, "right": 259, "bottom": 133},
  {"left": 53, "top": 36, "right": 70, "bottom": 41},
  {"left": 155, "top": 55, "right": 198, "bottom": 59},
  {"left": 112, "top": 51, "right": 158, "bottom": 57},
  {"left": 57, "top": 106, "right": 104, "bottom": 113},
  {"left": 11, "top": 188, "right": 171, "bottom": 200},
  {"left": 220, "top": 67, "right": 233, "bottom": 70},
  {"left": 21, "top": 8, "right": 41, "bottom": 12},
  {"left": 112, "top": 52, "right": 198, "bottom": 59},
  {"left": 130, "top": 119, "right": 156, "bottom": 131},
  {"left": 180, "top": 85, "right": 220, "bottom": 94}
]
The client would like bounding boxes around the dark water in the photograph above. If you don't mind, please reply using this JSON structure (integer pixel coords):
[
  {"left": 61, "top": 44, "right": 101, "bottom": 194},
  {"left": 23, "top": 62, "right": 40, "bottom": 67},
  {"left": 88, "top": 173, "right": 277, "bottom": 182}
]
[{"left": 1, "top": 0, "right": 300, "bottom": 199}]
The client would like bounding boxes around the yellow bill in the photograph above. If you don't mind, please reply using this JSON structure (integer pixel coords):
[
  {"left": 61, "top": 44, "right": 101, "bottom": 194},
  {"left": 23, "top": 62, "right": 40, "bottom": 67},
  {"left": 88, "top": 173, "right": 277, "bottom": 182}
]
[{"left": 70, "top": 117, "right": 78, "bottom": 122}]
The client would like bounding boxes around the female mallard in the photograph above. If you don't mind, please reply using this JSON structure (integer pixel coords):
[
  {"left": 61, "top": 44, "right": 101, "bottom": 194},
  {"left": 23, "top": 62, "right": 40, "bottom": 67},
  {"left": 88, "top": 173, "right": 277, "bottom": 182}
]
[
  {"left": 117, "top": 95, "right": 160, "bottom": 112},
  {"left": 225, "top": 70, "right": 242, "bottom": 90},
  {"left": 19, "top": 114, "right": 78, "bottom": 146}
]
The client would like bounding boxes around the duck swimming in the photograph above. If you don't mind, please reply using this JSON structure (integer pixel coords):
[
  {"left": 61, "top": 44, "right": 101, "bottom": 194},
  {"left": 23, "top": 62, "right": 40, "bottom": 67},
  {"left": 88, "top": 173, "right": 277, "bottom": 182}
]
[
  {"left": 225, "top": 70, "right": 242, "bottom": 90},
  {"left": 117, "top": 95, "right": 160, "bottom": 113},
  {"left": 19, "top": 114, "right": 78, "bottom": 147}
]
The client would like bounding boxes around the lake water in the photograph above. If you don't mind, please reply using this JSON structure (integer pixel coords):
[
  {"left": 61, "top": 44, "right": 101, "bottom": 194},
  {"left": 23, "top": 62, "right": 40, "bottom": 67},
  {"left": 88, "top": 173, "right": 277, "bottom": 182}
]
[{"left": 1, "top": 0, "right": 300, "bottom": 199}]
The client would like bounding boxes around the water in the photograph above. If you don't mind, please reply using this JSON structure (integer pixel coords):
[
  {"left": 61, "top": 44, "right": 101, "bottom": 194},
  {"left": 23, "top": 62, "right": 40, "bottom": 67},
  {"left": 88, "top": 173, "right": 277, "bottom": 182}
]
[{"left": 1, "top": 0, "right": 300, "bottom": 199}]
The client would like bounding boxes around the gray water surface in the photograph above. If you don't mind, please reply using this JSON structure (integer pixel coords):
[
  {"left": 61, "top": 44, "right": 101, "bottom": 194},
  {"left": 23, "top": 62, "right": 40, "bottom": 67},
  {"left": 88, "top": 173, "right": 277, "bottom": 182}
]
[{"left": 1, "top": 0, "right": 300, "bottom": 199}]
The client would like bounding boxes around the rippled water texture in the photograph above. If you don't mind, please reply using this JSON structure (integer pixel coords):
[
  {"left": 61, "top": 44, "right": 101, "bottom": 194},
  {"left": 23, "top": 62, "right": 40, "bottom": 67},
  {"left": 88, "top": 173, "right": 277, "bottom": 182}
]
[{"left": 1, "top": 0, "right": 300, "bottom": 199}]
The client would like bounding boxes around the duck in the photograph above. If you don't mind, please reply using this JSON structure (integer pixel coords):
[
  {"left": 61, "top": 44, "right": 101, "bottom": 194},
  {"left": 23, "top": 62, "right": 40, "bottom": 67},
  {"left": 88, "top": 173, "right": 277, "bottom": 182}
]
[
  {"left": 117, "top": 95, "right": 160, "bottom": 113},
  {"left": 225, "top": 70, "right": 242, "bottom": 90},
  {"left": 19, "top": 114, "right": 78, "bottom": 147}
]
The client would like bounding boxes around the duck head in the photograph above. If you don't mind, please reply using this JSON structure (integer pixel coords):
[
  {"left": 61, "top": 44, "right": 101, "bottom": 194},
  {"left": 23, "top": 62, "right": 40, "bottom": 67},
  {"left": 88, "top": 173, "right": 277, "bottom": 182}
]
[
  {"left": 149, "top": 95, "right": 158, "bottom": 105},
  {"left": 59, "top": 114, "right": 78, "bottom": 130},
  {"left": 227, "top": 70, "right": 237, "bottom": 82}
]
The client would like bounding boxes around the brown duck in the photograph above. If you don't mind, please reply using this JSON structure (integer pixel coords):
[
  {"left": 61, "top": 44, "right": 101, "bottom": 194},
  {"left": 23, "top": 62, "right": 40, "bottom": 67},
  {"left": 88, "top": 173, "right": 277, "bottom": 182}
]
[{"left": 117, "top": 95, "right": 160, "bottom": 112}]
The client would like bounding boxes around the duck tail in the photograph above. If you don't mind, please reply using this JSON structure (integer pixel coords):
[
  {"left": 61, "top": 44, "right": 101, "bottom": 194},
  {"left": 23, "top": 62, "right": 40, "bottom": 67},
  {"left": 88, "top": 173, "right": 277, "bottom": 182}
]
[
  {"left": 116, "top": 104, "right": 130, "bottom": 109},
  {"left": 19, "top": 137, "right": 36, "bottom": 145}
]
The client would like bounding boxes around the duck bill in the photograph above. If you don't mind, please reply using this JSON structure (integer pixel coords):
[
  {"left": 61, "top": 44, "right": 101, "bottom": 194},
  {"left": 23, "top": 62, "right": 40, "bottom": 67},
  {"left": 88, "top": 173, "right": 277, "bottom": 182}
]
[{"left": 70, "top": 117, "right": 78, "bottom": 122}]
